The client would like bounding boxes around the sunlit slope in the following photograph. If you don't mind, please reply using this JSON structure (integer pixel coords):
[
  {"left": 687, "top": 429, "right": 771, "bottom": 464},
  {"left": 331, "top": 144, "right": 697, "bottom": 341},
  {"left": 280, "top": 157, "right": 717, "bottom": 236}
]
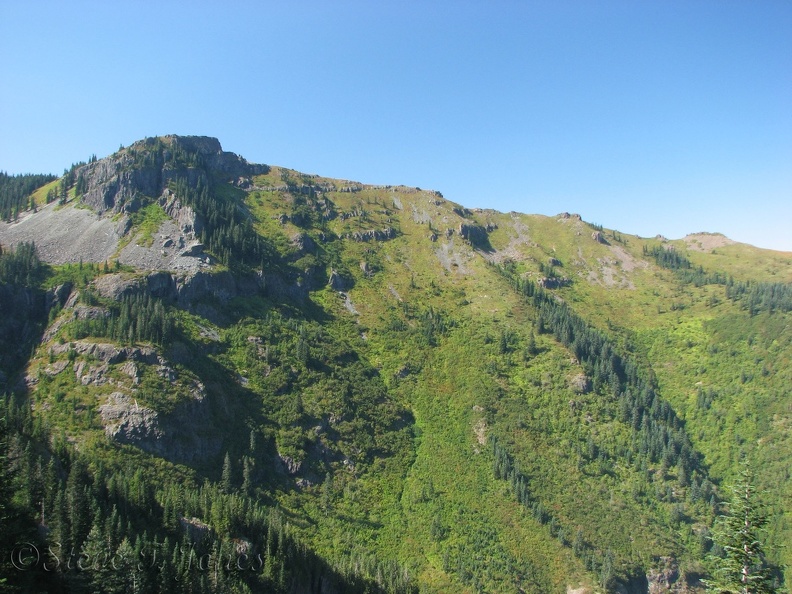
[{"left": 3, "top": 136, "right": 790, "bottom": 592}]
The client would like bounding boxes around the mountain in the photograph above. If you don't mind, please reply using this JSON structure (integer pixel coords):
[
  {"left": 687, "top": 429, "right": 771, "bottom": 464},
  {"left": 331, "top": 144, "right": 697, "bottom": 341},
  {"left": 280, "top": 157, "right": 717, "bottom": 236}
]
[{"left": 1, "top": 135, "right": 789, "bottom": 594}]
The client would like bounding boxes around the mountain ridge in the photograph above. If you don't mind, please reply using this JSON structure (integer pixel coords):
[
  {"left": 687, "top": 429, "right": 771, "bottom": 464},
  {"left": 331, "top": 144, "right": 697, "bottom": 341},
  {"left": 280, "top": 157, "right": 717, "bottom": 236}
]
[
  {"left": 0, "top": 135, "right": 789, "bottom": 593},
  {"left": 5, "top": 135, "right": 784, "bottom": 261}
]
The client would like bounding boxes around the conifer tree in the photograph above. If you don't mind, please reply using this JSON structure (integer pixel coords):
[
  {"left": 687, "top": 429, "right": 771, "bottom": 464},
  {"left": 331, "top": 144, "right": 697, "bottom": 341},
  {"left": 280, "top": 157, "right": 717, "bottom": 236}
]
[
  {"left": 221, "top": 452, "right": 233, "bottom": 494},
  {"left": 705, "top": 462, "right": 782, "bottom": 593}
]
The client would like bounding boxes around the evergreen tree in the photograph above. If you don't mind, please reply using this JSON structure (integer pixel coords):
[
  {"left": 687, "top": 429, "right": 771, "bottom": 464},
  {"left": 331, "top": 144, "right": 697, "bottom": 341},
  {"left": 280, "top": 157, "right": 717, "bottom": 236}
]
[
  {"left": 705, "top": 462, "right": 782, "bottom": 593},
  {"left": 221, "top": 452, "right": 233, "bottom": 494}
]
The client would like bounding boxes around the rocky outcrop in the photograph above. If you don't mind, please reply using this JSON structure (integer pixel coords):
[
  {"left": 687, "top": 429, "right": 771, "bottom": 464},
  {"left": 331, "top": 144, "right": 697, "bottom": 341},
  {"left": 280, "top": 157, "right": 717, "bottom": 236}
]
[
  {"left": 569, "top": 373, "right": 591, "bottom": 394},
  {"left": 88, "top": 269, "right": 273, "bottom": 313},
  {"left": 328, "top": 269, "right": 351, "bottom": 291},
  {"left": 77, "top": 135, "right": 268, "bottom": 215},
  {"left": 46, "top": 282, "right": 73, "bottom": 311},
  {"left": 92, "top": 274, "right": 141, "bottom": 300},
  {"left": 458, "top": 223, "right": 490, "bottom": 249},
  {"left": 99, "top": 388, "right": 221, "bottom": 464},
  {"left": 537, "top": 277, "right": 571, "bottom": 289},
  {"left": 645, "top": 557, "right": 700, "bottom": 593},
  {"left": 344, "top": 227, "right": 396, "bottom": 242},
  {"left": 291, "top": 233, "right": 317, "bottom": 255},
  {"left": 50, "top": 340, "right": 162, "bottom": 366},
  {"left": 162, "top": 191, "right": 203, "bottom": 237},
  {"left": 277, "top": 451, "right": 302, "bottom": 475}
]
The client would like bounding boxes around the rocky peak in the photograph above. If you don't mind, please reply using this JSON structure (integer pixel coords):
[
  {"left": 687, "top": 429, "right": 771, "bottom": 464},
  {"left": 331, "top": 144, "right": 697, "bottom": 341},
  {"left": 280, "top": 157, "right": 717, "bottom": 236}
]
[
  {"left": 162, "top": 134, "right": 222, "bottom": 155},
  {"left": 74, "top": 135, "right": 268, "bottom": 215}
]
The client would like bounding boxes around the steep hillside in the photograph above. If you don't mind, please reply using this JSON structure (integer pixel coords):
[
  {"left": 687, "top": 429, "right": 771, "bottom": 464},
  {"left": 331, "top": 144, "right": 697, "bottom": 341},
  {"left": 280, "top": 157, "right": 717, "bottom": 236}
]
[{"left": 1, "top": 136, "right": 789, "bottom": 593}]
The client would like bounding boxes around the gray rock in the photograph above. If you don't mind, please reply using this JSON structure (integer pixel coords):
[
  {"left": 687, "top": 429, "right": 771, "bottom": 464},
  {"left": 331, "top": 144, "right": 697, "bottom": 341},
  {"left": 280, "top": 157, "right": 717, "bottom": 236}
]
[
  {"left": 344, "top": 227, "right": 396, "bottom": 242},
  {"left": 180, "top": 242, "right": 204, "bottom": 257},
  {"left": 46, "top": 282, "right": 73, "bottom": 311},
  {"left": 537, "top": 277, "right": 571, "bottom": 289},
  {"left": 99, "top": 388, "right": 221, "bottom": 465},
  {"left": 92, "top": 274, "right": 141, "bottom": 300},
  {"left": 74, "top": 305, "right": 111, "bottom": 320},
  {"left": 277, "top": 452, "right": 302, "bottom": 475},
  {"left": 458, "top": 223, "right": 489, "bottom": 248},
  {"left": 569, "top": 373, "right": 591, "bottom": 394},
  {"left": 291, "top": 233, "right": 316, "bottom": 254},
  {"left": 328, "top": 269, "right": 351, "bottom": 291},
  {"left": 76, "top": 135, "right": 268, "bottom": 216}
]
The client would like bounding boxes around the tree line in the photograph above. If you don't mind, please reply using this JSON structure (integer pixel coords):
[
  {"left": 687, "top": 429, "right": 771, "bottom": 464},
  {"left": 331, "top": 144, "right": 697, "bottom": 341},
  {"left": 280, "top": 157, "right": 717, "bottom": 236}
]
[
  {"left": 171, "top": 174, "right": 273, "bottom": 271},
  {"left": 497, "top": 264, "right": 702, "bottom": 483},
  {"left": 644, "top": 245, "right": 792, "bottom": 314},
  {"left": 0, "top": 241, "right": 46, "bottom": 287},
  {"left": 0, "top": 393, "right": 417, "bottom": 594},
  {"left": 0, "top": 172, "right": 57, "bottom": 221},
  {"left": 73, "top": 292, "right": 175, "bottom": 346}
]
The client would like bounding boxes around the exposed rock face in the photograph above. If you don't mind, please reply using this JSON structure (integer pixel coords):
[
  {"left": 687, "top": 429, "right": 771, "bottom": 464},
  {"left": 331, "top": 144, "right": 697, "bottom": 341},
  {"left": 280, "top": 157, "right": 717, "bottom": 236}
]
[
  {"left": 99, "top": 386, "right": 221, "bottom": 464},
  {"left": 537, "top": 277, "right": 571, "bottom": 289},
  {"left": 277, "top": 452, "right": 302, "bottom": 475},
  {"left": 569, "top": 372, "right": 591, "bottom": 394},
  {"left": 328, "top": 269, "right": 351, "bottom": 291},
  {"left": 291, "top": 232, "right": 317, "bottom": 255},
  {"left": 592, "top": 231, "right": 609, "bottom": 245},
  {"left": 50, "top": 340, "right": 162, "bottom": 366},
  {"left": 77, "top": 136, "right": 267, "bottom": 215},
  {"left": 458, "top": 223, "right": 490, "bottom": 249},
  {"left": 344, "top": 227, "right": 396, "bottom": 242},
  {"left": 0, "top": 135, "right": 268, "bottom": 269},
  {"left": 162, "top": 191, "right": 203, "bottom": 237},
  {"left": 93, "top": 274, "right": 141, "bottom": 301},
  {"left": 645, "top": 557, "right": 699, "bottom": 593},
  {"left": 89, "top": 269, "right": 271, "bottom": 313}
]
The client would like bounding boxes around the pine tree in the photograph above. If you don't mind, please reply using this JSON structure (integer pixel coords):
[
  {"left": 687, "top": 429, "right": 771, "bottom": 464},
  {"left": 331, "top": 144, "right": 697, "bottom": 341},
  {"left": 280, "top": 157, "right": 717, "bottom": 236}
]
[
  {"left": 704, "top": 462, "right": 781, "bottom": 593},
  {"left": 221, "top": 452, "right": 233, "bottom": 494}
]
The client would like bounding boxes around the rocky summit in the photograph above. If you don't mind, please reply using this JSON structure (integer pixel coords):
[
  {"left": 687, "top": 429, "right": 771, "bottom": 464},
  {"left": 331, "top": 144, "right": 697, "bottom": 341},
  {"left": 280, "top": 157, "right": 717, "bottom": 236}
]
[{"left": 1, "top": 136, "right": 790, "bottom": 594}]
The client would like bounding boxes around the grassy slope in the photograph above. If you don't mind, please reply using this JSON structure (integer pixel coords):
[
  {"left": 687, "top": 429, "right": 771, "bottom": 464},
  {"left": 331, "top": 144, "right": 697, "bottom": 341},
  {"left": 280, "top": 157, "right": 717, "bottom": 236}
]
[
  {"left": 15, "top": 158, "right": 792, "bottom": 592},
  {"left": 483, "top": 213, "right": 792, "bottom": 581},
  {"left": 184, "top": 175, "right": 792, "bottom": 587}
]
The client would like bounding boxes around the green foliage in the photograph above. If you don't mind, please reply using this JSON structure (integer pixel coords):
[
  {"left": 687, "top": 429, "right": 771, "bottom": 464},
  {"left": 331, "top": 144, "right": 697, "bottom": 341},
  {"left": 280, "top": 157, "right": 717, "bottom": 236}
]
[
  {"left": 129, "top": 201, "right": 169, "bottom": 246},
  {"left": 3, "top": 137, "right": 791, "bottom": 592},
  {"left": 171, "top": 175, "right": 274, "bottom": 271},
  {"left": 643, "top": 244, "right": 792, "bottom": 314},
  {"left": 0, "top": 171, "right": 57, "bottom": 220},
  {"left": 0, "top": 241, "right": 46, "bottom": 286},
  {"left": 644, "top": 244, "right": 693, "bottom": 270},
  {"left": 704, "top": 462, "right": 784, "bottom": 593},
  {"left": 0, "top": 395, "right": 418, "bottom": 594},
  {"left": 72, "top": 292, "right": 175, "bottom": 346},
  {"left": 496, "top": 263, "right": 702, "bottom": 479}
]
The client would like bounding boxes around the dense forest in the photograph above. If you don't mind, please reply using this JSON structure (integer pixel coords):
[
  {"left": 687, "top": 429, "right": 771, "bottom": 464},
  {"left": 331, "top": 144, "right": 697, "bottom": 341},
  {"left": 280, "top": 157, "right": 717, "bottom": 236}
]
[
  {"left": 0, "top": 241, "right": 416, "bottom": 593},
  {"left": 0, "top": 172, "right": 57, "bottom": 221}
]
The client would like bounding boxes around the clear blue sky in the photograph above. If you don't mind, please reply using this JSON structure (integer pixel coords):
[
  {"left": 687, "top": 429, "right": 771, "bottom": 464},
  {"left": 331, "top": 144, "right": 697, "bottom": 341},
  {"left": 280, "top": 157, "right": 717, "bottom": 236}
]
[{"left": 2, "top": 1, "right": 791, "bottom": 250}]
